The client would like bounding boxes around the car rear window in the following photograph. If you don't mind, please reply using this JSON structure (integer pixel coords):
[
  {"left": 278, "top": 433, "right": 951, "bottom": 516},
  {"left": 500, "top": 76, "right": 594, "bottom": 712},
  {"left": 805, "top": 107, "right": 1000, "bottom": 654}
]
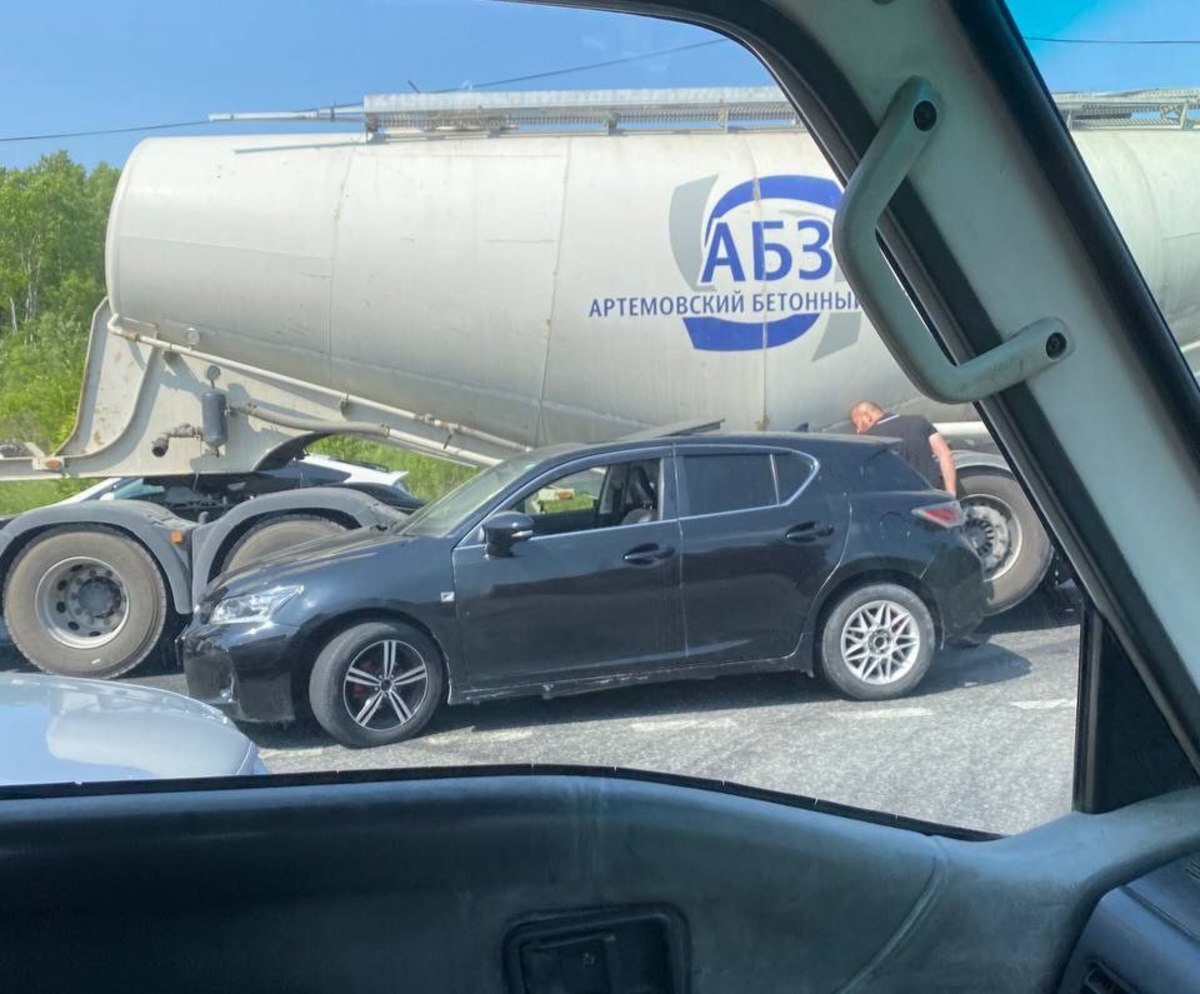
[
  {"left": 683, "top": 453, "right": 776, "bottom": 515},
  {"left": 860, "top": 448, "right": 930, "bottom": 491}
]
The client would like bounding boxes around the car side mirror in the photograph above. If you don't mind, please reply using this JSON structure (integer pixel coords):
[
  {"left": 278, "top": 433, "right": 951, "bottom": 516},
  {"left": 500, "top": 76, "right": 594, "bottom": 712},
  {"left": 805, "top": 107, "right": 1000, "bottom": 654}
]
[{"left": 483, "top": 511, "right": 534, "bottom": 557}]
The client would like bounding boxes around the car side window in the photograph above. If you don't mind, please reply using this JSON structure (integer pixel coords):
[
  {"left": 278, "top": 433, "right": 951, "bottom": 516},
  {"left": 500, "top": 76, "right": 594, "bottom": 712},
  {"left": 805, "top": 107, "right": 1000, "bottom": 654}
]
[
  {"left": 514, "top": 467, "right": 602, "bottom": 517},
  {"left": 683, "top": 453, "right": 775, "bottom": 516},
  {"left": 773, "top": 452, "right": 816, "bottom": 502},
  {"left": 510, "top": 459, "right": 662, "bottom": 536}
]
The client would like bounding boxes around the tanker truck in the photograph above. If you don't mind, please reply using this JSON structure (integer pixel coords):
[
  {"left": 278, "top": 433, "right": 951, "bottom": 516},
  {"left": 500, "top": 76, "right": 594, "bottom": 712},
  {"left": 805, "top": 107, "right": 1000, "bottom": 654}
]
[{"left": 0, "top": 86, "right": 1196, "bottom": 679}]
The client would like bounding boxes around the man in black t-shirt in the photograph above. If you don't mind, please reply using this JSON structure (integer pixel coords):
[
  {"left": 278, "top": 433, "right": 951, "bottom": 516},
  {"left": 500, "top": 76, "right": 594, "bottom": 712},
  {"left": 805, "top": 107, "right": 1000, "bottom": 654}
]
[{"left": 849, "top": 400, "right": 957, "bottom": 495}]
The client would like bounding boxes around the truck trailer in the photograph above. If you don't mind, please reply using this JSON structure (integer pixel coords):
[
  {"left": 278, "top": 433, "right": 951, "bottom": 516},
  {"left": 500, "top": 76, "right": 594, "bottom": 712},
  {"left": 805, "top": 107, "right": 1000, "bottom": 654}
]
[{"left": 1, "top": 86, "right": 1196, "bottom": 678}]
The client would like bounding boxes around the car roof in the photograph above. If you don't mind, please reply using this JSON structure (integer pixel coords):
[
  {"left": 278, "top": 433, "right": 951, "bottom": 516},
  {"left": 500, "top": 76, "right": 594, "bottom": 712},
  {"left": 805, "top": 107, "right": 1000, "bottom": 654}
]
[{"left": 522, "top": 431, "right": 889, "bottom": 466}]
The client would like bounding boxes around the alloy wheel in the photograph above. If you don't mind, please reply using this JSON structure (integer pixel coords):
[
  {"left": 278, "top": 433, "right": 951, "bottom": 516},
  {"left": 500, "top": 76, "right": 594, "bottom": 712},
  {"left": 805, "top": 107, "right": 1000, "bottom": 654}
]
[
  {"left": 839, "top": 600, "right": 922, "bottom": 685},
  {"left": 341, "top": 638, "right": 430, "bottom": 731}
]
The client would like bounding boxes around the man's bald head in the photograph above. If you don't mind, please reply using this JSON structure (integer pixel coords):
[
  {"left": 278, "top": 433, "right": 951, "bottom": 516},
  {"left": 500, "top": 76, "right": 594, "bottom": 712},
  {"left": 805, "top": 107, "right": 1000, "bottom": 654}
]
[{"left": 849, "top": 401, "right": 884, "bottom": 434}]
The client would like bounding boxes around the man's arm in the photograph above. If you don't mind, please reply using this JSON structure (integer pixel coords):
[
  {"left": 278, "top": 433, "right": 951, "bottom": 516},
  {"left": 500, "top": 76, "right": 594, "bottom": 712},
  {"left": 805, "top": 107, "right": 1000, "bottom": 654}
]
[{"left": 929, "top": 432, "right": 957, "bottom": 495}]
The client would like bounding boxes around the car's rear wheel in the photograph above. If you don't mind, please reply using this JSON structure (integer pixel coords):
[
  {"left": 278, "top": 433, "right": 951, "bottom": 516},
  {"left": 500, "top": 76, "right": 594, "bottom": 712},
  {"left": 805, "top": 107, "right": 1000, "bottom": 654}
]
[
  {"left": 308, "top": 620, "right": 443, "bottom": 747},
  {"left": 818, "top": 583, "right": 935, "bottom": 701}
]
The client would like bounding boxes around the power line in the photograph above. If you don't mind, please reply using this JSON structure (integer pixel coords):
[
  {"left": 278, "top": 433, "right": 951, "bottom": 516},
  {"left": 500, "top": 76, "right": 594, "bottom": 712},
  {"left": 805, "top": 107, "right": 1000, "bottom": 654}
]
[
  {"left": 4, "top": 31, "right": 1199, "bottom": 145},
  {"left": 439, "top": 37, "right": 729, "bottom": 91},
  {"left": 0, "top": 37, "right": 729, "bottom": 144},
  {"left": 1025, "top": 34, "right": 1200, "bottom": 45},
  {"left": 0, "top": 38, "right": 732, "bottom": 144},
  {"left": 0, "top": 119, "right": 211, "bottom": 144}
]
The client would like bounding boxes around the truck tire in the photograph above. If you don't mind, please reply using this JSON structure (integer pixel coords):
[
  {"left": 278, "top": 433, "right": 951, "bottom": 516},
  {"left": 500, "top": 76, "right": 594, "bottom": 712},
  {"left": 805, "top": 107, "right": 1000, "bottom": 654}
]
[
  {"left": 3, "top": 527, "right": 169, "bottom": 679},
  {"left": 309, "top": 620, "right": 444, "bottom": 747},
  {"left": 959, "top": 470, "right": 1052, "bottom": 615},
  {"left": 818, "top": 583, "right": 935, "bottom": 701},
  {"left": 222, "top": 514, "right": 347, "bottom": 574}
]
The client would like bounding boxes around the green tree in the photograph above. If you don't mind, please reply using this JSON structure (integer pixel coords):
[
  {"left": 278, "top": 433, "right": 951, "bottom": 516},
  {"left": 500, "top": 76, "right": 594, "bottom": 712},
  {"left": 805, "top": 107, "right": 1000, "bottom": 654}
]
[
  {"left": 0, "top": 153, "right": 118, "bottom": 448},
  {"left": 0, "top": 151, "right": 473, "bottom": 516}
]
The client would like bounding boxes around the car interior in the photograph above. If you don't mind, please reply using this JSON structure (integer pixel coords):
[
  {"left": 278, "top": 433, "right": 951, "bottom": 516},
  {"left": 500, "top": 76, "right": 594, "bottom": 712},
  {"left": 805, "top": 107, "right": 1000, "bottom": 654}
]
[
  {"left": 517, "top": 458, "right": 662, "bottom": 536},
  {"left": 3, "top": 2, "right": 1200, "bottom": 992}
]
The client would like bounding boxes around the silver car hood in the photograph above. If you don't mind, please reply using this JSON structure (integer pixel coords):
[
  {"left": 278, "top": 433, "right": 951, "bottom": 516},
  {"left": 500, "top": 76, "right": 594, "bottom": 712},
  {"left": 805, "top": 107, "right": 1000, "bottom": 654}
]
[{"left": 0, "top": 673, "right": 261, "bottom": 785}]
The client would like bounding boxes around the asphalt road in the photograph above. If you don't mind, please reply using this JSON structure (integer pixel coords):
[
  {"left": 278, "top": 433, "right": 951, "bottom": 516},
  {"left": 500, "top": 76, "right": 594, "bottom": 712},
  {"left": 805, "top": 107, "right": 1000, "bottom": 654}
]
[{"left": 52, "top": 592, "right": 1082, "bottom": 837}]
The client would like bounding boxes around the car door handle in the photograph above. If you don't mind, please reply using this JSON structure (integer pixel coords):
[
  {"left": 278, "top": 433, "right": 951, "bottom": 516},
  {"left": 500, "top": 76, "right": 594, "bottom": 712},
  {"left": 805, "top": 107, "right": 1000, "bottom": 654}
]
[
  {"left": 623, "top": 543, "right": 675, "bottom": 566},
  {"left": 785, "top": 522, "right": 835, "bottom": 543}
]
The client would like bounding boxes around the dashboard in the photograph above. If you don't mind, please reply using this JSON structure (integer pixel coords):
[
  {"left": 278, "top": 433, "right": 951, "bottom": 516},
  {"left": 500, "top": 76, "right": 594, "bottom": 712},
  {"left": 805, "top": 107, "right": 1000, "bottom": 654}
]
[{"left": 1060, "top": 849, "right": 1200, "bottom": 992}]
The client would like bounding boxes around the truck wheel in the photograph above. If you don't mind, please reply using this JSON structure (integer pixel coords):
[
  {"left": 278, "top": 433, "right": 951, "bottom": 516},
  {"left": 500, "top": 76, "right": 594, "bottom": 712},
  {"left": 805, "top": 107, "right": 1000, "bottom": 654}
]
[
  {"left": 818, "top": 583, "right": 935, "bottom": 701},
  {"left": 222, "top": 514, "right": 347, "bottom": 574},
  {"left": 309, "top": 620, "right": 443, "bottom": 747},
  {"left": 3, "top": 527, "right": 168, "bottom": 679},
  {"left": 959, "top": 470, "right": 1052, "bottom": 615}
]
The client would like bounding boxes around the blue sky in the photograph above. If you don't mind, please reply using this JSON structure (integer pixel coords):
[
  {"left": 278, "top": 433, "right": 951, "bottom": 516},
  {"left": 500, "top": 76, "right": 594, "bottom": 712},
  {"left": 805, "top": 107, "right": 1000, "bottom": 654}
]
[{"left": 0, "top": 0, "right": 1195, "bottom": 169}]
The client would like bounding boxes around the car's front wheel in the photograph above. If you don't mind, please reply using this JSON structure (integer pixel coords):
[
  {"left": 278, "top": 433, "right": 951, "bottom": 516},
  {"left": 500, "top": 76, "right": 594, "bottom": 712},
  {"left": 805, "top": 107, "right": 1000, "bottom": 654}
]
[
  {"left": 818, "top": 583, "right": 935, "bottom": 701},
  {"left": 308, "top": 620, "right": 444, "bottom": 747}
]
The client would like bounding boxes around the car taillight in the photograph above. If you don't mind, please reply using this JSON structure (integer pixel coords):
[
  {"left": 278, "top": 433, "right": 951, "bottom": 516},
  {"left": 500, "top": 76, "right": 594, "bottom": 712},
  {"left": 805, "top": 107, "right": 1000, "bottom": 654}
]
[{"left": 913, "top": 501, "right": 965, "bottom": 528}]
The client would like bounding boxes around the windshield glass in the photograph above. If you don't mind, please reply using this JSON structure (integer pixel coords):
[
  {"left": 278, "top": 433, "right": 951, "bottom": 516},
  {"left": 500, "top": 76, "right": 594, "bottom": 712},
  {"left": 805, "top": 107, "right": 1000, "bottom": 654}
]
[
  {"left": 1012, "top": 3, "right": 1200, "bottom": 370},
  {"left": 401, "top": 455, "right": 540, "bottom": 537},
  {"left": 9, "top": 0, "right": 1186, "bottom": 838}
]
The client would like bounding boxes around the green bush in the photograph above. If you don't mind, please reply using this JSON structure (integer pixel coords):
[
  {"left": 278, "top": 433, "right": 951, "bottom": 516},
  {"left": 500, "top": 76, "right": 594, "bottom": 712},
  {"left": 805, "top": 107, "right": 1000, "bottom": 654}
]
[
  {"left": 0, "top": 310, "right": 91, "bottom": 451},
  {"left": 309, "top": 436, "right": 478, "bottom": 502},
  {"left": 0, "top": 155, "right": 115, "bottom": 515},
  {"left": 0, "top": 479, "right": 92, "bottom": 516}
]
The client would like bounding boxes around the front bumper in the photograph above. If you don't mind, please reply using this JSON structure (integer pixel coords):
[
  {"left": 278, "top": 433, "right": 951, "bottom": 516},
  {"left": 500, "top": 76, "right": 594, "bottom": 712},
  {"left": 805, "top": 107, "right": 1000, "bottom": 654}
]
[
  {"left": 179, "top": 620, "right": 303, "bottom": 723},
  {"left": 922, "top": 539, "right": 986, "bottom": 645}
]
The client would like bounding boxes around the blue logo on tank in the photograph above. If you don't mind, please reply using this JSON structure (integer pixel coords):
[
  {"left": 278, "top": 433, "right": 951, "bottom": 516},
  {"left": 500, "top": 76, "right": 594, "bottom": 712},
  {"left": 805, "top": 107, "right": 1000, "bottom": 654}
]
[{"left": 668, "top": 173, "right": 849, "bottom": 352}]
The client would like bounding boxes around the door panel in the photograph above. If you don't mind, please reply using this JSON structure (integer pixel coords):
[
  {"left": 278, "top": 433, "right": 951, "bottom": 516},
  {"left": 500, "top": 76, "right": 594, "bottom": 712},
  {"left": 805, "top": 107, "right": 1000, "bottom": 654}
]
[
  {"left": 679, "top": 462, "right": 844, "bottom": 666},
  {"left": 453, "top": 518, "right": 685, "bottom": 688},
  {"left": 1, "top": 775, "right": 1197, "bottom": 994}
]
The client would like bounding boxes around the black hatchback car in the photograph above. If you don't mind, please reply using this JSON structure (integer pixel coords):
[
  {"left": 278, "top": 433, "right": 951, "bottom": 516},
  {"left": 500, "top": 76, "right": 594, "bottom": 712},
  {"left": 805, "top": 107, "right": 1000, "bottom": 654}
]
[{"left": 180, "top": 434, "right": 984, "bottom": 747}]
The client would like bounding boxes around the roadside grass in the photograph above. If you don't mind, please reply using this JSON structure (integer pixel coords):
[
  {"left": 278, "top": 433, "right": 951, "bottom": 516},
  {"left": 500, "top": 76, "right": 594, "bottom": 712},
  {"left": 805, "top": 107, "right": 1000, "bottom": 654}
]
[{"left": 0, "top": 480, "right": 92, "bottom": 516}]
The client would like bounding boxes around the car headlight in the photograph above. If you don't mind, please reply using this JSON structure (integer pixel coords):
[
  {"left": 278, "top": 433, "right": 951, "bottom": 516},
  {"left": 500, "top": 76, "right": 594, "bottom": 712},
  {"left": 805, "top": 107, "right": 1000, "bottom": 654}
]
[{"left": 209, "top": 585, "right": 302, "bottom": 625}]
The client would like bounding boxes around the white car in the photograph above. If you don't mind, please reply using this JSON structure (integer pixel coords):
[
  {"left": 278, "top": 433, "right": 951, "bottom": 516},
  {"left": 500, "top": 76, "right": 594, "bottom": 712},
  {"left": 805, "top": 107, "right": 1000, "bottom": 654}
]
[
  {"left": 55, "top": 454, "right": 417, "bottom": 508},
  {"left": 0, "top": 672, "right": 266, "bottom": 785}
]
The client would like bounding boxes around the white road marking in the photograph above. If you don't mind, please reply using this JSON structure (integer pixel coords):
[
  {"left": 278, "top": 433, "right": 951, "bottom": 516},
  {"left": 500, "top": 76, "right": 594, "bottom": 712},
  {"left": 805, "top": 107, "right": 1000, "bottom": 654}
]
[
  {"left": 258, "top": 747, "right": 329, "bottom": 760},
  {"left": 469, "top": 728, "right": 535, "bottom": 743},
  {"left": 835, "top": 707, "right": 932, "bottom": 720},
  {"left": 425, "top": 728, "right": 537, "bottom": 746},
  {"left": 628, "top": 717, "right": 738, "bottom": 732},
  {"left": 1009, "top": 699, "right": 1076, "bottom": 711}
]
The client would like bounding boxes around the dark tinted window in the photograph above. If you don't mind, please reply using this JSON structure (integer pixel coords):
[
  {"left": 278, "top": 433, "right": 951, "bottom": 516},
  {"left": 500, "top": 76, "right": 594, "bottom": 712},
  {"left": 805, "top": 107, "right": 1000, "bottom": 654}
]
[
  {"left": 773, "top": 453, "right": 815, "bottom": 502},
  {"left": 684, "top": 454, "right": 775, "bottom": 515},
  {"left": 860, "top": 449, "right": 929, "bottom": 492}
]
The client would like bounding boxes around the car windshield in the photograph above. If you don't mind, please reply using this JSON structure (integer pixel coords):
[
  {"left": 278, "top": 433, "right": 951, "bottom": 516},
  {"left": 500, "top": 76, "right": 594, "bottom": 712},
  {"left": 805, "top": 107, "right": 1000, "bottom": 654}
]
[
  {"left": 111, "top": 478, "right": 164, "bottom": 501},
  {"left": 400, "top": 454, "right": 540, "bottom": 537}
]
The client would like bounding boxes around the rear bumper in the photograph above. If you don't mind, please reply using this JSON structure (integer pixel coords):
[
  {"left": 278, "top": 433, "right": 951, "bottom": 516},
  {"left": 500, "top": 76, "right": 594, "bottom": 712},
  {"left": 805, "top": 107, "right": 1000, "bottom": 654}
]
[
  {"left": 178, "top": 620, "right": 301, "bottom": 723},
  {"left": 922, "top": 540, "right": 986, "bottom": 644}
]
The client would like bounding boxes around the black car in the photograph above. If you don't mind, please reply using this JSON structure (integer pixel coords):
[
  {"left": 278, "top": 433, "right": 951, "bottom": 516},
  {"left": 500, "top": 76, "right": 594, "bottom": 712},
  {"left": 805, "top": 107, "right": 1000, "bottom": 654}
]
[{"left": 180, "top": 434, "right": 984, "bottom": 747}]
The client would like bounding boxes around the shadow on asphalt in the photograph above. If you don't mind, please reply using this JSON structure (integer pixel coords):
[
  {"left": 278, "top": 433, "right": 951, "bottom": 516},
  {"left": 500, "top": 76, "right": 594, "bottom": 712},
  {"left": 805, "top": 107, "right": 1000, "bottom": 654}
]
[
  {"left": 0, "top": 588, "right": 1079, "bottom": 753},
  {"left": 247, "top": 630, "right": 1047, "bottom": 751},
  {"left": 976, "top": 584, "right": 1082, "bottom": 636},
  {"left": 913, "top": 643, "right": 1034, "bottom": 698}
]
